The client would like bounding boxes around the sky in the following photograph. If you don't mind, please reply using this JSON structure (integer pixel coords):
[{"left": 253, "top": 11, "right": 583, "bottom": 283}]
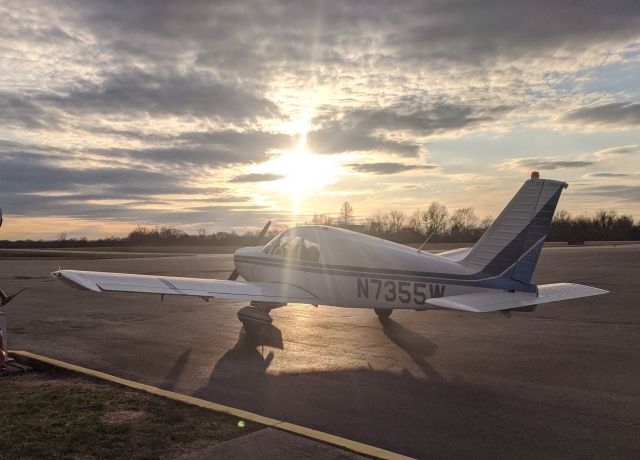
[{"left": 1, "top": 0, "right": 639, "bottom": 240}]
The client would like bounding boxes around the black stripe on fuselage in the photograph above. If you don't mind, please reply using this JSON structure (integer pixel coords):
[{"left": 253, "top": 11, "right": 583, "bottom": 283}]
[{"left": 234, "top": 254, "right": 521, "bottom": 289}]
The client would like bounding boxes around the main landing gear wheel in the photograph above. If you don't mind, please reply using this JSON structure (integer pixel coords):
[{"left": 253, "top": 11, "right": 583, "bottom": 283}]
[
  {"left": 375, "top": 308, "right": 393, "bottom": 320},
  {"left": 238, "top": 306, "right": 273, "bottom": 334}
]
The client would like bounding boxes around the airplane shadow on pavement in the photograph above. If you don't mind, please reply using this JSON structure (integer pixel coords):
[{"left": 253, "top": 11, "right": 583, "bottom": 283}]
[
  {"left": 379, "top": 318, "right": 447, "bottom": 383},
  {"left": 189, "top": 320, "right": 475, "bottom": 459},
  {"left": 193, "top": 318, "right": 457, "bottom": 416},
  {"left": 185, "top": 320, "right": 634, "bottom": 459}
]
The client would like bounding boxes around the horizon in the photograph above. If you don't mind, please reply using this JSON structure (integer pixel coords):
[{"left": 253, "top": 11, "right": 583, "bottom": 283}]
[{"left": 2, "top": 1, "right": 639, "bottom": 240}]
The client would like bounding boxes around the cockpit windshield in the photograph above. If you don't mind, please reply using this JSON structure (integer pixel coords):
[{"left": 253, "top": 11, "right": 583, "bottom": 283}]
[
  {"left": 262, "top": 233, "right": 282, "bottom": 255},
  {"left": 262, "top": 230, "right": 321, "bottom": 262}
]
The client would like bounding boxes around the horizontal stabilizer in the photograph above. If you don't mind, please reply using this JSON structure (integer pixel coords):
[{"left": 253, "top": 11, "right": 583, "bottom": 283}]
[
  {"left": 53, "top": 270, "right": 318, "bottom": 304},
  {"left": 425, "top": 283, "right": 608, "bottom": 312},
  {"left": 437, "top": 247, "right": 472, "bottom": 261}
]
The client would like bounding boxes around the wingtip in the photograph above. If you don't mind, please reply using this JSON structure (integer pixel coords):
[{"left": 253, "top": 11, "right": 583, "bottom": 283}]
[{"left": 52, "top": 269, "right": 102, "bottom": 292}]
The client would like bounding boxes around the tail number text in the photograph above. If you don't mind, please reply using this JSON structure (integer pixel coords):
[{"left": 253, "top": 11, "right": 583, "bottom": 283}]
[{"left": 356, "top": 278, "right": 445, "bottom": 304}]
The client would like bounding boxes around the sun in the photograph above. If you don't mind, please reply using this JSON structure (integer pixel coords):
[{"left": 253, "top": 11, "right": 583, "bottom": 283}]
[
  {"left": 261, "top": 112, "right": 343, "bottom": 213},
  {"left": 271, "top": 142, "right": 339, "bottom": 194}
]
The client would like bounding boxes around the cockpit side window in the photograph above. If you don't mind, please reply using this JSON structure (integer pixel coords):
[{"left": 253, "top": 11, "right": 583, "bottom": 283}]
[
  {"left": 282, "top": 236, "right": 302, "bottom": 259},
  {"left": 300, "top": 239, "right": 321, "bottom": 262}
]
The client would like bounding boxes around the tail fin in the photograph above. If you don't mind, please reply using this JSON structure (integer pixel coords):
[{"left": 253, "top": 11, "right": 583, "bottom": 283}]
[{"left": 463, "top": 173, "right": 567, "bottom": 288}]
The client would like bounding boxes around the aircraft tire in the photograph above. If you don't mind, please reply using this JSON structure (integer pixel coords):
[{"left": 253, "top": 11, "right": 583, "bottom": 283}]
[{"left": 374, "top": 308, "right": 393, "bottom": 320}]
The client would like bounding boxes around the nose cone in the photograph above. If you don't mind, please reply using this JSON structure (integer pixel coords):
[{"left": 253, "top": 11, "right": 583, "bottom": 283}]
[
  {"left": 233, "top": 246, "right": 257, "bottom": 260},
  {"left": 233, "top": 246, "right": 260, "bottom": 281}
]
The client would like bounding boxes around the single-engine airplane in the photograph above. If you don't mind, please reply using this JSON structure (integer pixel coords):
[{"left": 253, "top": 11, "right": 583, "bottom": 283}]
[{"left": 54, "top": 173, "right": 608, "bottom": 331}]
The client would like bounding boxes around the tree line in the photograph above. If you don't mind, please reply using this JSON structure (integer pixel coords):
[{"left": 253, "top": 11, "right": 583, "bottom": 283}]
[
  {"left": 0, "top": 203, "right": 638, "bottom": 249},
  {"left": 309, "top": 202, "right": 640, "bottom": 243}
]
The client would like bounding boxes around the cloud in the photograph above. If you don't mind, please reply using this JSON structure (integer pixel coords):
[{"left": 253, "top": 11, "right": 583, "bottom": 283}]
[
  {"left": 0, "top": 151, "right": 207, "bottom": 196},
  {"left": 502, "top": 157, "right": 594, "bottom": 171},
  {"left": 59, "top": 0, "right": 640, "bottom": 71},
  {"left": 82, "top": 130, "right": 294, "bottom": 168},
  {"left": 576, "top": 184, "right": 640, "bottom": 202},
  {"left": 339, "top": 101, "right": 513, "bottom": 134},
  {"left": 348, "top": 162, "right": 438, "bottom": 175},
  {"left": 583, "top": 172, "right": 631, "bottom": 178},
  {"left": 0, "top": 142, "right": 252, "bottom": 224},
  {"left": 594, "top": 144, "right": 639, "bottom": 158},
  {"left": 386, "top": 0, "right": 640, "bottom": 65},
  {"left": 2, "top": 0, "right": 640, "bottom": 234},
  {"left": 38, "top": 70, "right": 280, "bottom": 120},
  {"left": 0, "top": 91, "right": 59, "bottom": 130},
  {"left": 307, "top": 125, "right": 421, "bottom": 157},
  {"left": 308, "top": 100, "right": 512, "bottom": 157},
  {"left": 230, "top": 173, "right": 285, "bottom": 183},
  {"left": 560, "top": 102, "right": 640, "bottom": 128}
]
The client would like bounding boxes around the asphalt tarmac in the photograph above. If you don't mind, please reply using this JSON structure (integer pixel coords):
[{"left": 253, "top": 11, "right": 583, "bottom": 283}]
[{"left": 3, "top": 245, "right": 639, "bottom": 459}]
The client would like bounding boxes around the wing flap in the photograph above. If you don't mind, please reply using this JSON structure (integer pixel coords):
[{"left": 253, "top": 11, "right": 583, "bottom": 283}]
[
  {"left": 53, "top": 270, "right": 318, "bottom": 303},
  {"left": 425, "top": 283, "right": 608, "bottom": 312}
]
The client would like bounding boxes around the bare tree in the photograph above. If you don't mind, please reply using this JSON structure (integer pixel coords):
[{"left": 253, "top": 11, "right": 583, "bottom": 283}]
[
  {"left": 479, "top": 216, "right": 494, "bottom": 231},
  {"left": 450, "top": 207, "right": 478, "bottom": 233},
  {"left": 197, "top": 228, "right": 207, "bottom": 239},
  {"left": 554, "top": 209, "right": 571, "bottom": 223},
  {"left": 385, "top": 209, "right": 406, "bottom": 234},
  {"left": 312, "top": 214, "right": 334, "bottom": 226},
  {"left": 366, "top": 211, "right": 385, "bottom": 235},
  {"left": 269, "top": 224, "right": 289, "bottom": 237},
  {"left": 421, "top": 201, "right": 448, "bottom": 235},
  {"left": 595, "top": 208, "right": 617, "bottom": 230},
  {"left": 339, "top": 201, "right": 354, "bottom": 226},
  {"left": 407, "top": 209, "right": 423, "bottom": 233}
]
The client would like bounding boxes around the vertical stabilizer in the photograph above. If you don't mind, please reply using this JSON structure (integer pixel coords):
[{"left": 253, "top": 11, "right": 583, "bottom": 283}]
[{"left": 463, "top": 173, "right": 567, "bottom": 287}]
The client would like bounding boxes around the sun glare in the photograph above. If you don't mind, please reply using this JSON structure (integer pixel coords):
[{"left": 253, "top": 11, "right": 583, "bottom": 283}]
[{"left": 259, "top": 111, "right": 343, "bottom": 214}]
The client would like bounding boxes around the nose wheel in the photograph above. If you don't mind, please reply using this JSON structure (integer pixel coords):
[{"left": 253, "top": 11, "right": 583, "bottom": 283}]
[{"left": 374, "top": 308, "right": 393, "bottom": 320}]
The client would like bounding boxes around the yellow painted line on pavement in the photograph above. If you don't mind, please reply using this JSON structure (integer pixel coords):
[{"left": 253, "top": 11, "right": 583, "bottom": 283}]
[{"left": 10, "top": 350, "right": 414, "bottom": 460}]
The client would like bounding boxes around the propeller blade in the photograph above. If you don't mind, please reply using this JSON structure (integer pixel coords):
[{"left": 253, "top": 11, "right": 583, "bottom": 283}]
[
  {"left": 228, "top": 268, "right": 240, "bottom": 281},
  {"left": 257, "top": 220, "right": 272, "bottom": 239}
]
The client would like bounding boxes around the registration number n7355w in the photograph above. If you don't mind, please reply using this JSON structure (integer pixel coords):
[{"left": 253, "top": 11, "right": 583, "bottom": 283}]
[{"left": 356, "top": 278, "right": 445, "bottom": 305}]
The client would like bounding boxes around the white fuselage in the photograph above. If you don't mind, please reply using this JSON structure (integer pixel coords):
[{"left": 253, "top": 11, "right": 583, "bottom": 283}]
[{"left": 234, "top": 226, "right": 496, "bottom": 310}]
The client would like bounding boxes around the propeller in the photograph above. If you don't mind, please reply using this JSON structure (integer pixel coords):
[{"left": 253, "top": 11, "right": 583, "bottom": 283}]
[
  {"left": 0, "top": 287, "right": 26, "bottom": 307},
  {"left": 228, "top": 220, "right": 271, "bottom": 281}
]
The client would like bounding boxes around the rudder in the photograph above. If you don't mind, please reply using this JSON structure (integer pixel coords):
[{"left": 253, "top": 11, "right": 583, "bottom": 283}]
[{"left": 462, "top": 173, "right": 567, "bottom": 288}]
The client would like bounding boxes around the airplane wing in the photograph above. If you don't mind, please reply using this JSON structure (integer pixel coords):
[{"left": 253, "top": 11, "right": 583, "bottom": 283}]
[
  {"left": 53, "top": 269, "right": 318, "bottom": 304},
  {"left": 425, "top": 283, "right": 608, "bottom": 313}
]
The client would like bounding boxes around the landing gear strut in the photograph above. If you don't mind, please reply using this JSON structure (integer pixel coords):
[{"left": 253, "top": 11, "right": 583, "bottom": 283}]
[
  {"left": 237, "top": 302, "right": 284, "bottom": 333},
  {"left": 374, "top": 308, "right": 393, "bottom": 320}
]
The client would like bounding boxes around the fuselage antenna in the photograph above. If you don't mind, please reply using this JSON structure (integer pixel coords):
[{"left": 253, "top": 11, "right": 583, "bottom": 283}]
[{"left": 416, "top": 232, "right": 435, "bottom": 253}]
